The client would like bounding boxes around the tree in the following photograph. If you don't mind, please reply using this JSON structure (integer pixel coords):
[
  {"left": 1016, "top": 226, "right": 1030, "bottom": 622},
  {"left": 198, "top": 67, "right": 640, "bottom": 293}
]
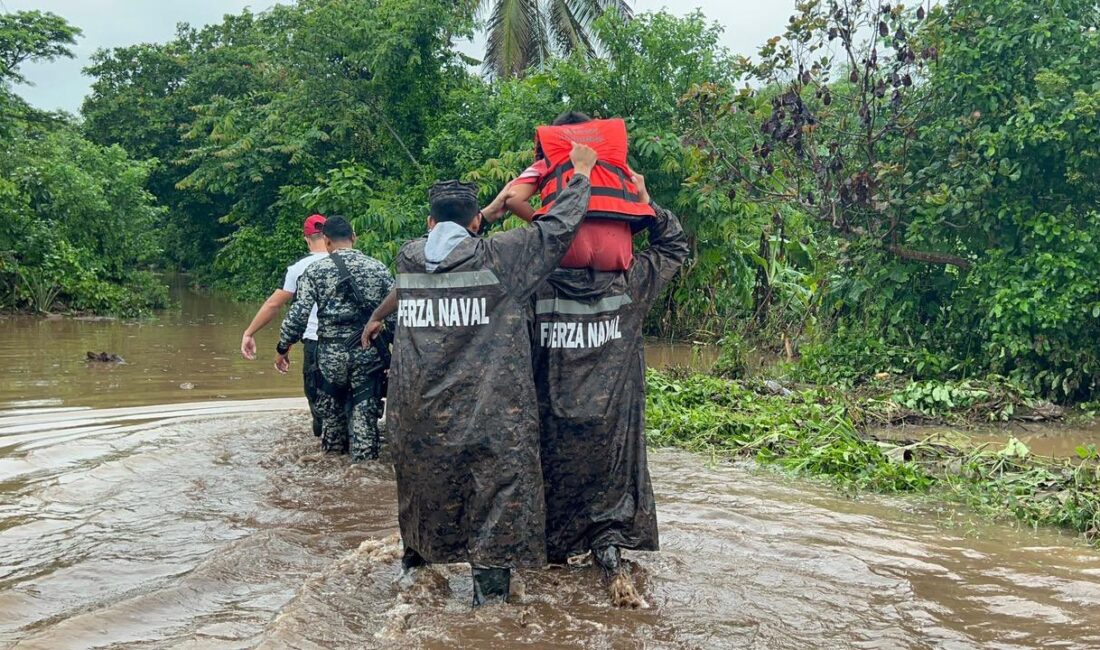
[
  {"left": 482, "top": 0, "right": 633, "bottom": 78},
  {"left": 682, "top": 0, "right": 1100, "bottom": 398},
  {"left": 0, "top": 118, "right": 168, "bottom": 315},
  {"left": 169, "top": 0, "right": 476, "bottom": 297},
  {"left": 0, "top": 10, "right": 81, "bottom": 84},
  {"left": 82, "top": 15, "right": 275, "bottom": 270}
]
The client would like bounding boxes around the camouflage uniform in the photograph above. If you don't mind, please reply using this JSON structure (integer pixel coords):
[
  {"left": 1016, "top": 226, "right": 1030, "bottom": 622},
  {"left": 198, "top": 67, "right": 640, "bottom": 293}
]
[
  {"left": 532, "top": 206, "right": 689, "bottom": 563},
  {"left": 388, "top": 175, "right": 592, "bottom": 570},
  {"left": 278, "top": 248, "right": 394, "bottom": 461}
]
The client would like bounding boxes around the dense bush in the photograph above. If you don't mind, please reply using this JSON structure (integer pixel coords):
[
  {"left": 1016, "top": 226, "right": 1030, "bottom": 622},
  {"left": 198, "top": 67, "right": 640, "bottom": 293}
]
[
  {"left": 646, "top": 369, "right": 1100, "bottom": 545},
  {"left": 0, "top": 115, "right": 168, "bottom": 315},
  {"left": 679, "top": 0, "right": 1100, "bottom": 401},
  {"left": 0, "top": 12, "right": 168, "bottom": 316}
]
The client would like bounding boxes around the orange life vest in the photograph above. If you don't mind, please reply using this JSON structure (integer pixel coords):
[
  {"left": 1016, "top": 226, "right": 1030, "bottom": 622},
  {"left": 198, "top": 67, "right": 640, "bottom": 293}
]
[{"left": 533, "top": 118, "right": 656, "bottom": 225}]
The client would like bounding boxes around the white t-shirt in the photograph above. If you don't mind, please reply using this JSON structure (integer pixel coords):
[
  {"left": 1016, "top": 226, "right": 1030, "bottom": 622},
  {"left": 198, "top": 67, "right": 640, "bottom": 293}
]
[{"left": 283, "top": 252, "right": 328, "bottom": 341}]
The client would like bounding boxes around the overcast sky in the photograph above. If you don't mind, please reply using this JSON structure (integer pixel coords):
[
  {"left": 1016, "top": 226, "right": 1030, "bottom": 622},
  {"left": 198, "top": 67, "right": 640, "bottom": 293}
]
[{"left": 6, "top": 0, "right": 792, "bottom": 113}]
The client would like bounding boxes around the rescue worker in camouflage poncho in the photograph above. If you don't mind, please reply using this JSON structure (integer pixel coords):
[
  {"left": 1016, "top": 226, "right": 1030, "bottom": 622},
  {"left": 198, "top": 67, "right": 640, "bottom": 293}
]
[
  {"left": 531, "top": 172, "right": 689, "bottom": 586},
  {"left": 365, "top": 142, "right": 597, "bottom": 606},
  {"left": 276, "top": 216, "right": 394, "bottom": 461}
]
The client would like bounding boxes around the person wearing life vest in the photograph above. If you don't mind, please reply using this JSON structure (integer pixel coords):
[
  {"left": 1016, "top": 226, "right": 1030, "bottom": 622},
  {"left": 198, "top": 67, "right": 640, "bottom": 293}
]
[
  {"left": 531, "top": 172, "right": 689, "bottom": 606},
  {"left": 490, "top": 111, "right": 654, "bottom": 272},
  {"left": 368, "top": 143, "right": 597, "bottom": 607}
]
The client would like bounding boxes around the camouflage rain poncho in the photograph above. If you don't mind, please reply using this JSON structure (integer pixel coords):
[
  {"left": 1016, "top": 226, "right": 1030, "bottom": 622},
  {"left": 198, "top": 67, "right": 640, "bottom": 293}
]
[
  {"left": 531, "top": 206, "right": 689, "bottom": 562},
  {"left": 388, "top": 176, "right": 591, "bottom": 568}
]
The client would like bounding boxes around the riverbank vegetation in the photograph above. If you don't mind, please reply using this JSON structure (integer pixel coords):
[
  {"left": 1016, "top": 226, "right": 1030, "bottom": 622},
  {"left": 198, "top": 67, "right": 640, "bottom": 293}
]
[
  {"left": 646, "top": 370, "right": 1100, "bottom": 546},
  {"left": 0, "top": 11, "right": 168, "bottom": 316}
]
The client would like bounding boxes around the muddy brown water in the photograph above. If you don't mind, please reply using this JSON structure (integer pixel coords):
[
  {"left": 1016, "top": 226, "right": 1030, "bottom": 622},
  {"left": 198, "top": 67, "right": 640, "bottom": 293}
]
[
  {"left": 0, "top": 278, "right": 715, "bottom": 413},
  {"left": 871, "top": 423, "right": 1100, "bottom": 460},
  {"left": 2, "top": 283, "right": 1100, "bottom": 648}
]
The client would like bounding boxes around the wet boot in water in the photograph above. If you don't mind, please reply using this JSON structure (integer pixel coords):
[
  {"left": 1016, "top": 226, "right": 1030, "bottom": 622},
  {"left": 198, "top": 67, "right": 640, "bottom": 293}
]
[
  {"left": 402, "top": 547, "right": 427, "bottom": 571},
  {"left": 394, "top": 547, "right": 428, "bottom": 587},
  {"left": 593, "top": 545, "right": 621, "bottom": 574},
  {"left": 471, "top": 566, "right": 511, "bottom": 606},
  {"left": 593, "top": 545, "right": 647, "bottom": 609}
]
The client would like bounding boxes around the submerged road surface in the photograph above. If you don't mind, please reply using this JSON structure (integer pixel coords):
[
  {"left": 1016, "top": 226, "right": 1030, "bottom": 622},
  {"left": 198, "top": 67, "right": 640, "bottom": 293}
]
[{"left": 2, "top": 402, "right": 1099, "bottom": 649}]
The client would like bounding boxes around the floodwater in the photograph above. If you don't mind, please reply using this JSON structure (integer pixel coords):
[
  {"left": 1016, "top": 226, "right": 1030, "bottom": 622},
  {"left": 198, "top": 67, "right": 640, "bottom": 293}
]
[
  {"left": 871, "top": 422, "right": 1100, "bottom": 459},
  {"left": 0, "top": 278, "right": 714, "bottom": 412},
  {"left": 0, "top": 278, "right": 302, "bottom": 410},
  {"left": 2, "top": 283, "right": 1100, "bottom": 649}
]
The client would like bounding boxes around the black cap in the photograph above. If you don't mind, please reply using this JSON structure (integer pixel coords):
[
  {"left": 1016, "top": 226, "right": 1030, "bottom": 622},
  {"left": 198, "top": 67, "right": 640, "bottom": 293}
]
[{"left": 429, "top": 180, "right": 479, "bottom": 204}]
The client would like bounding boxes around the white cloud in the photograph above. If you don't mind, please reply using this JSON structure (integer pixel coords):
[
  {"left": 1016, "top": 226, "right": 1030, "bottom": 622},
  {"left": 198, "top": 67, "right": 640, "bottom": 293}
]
[{"left": 632, "top": 0, "right": 791, "bottom": 57}]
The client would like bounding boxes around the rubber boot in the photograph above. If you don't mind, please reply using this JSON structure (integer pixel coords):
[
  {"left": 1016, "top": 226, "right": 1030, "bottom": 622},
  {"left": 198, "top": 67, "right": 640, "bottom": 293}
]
[
  {"left": 401, "top": 547, "right": 427, "bottom": 571},
  {"left": 593, "top": 544, "right": 621, "bottom": 575},
  {"left": 471, "top": 566, "right": 511, "bottom": 606}
]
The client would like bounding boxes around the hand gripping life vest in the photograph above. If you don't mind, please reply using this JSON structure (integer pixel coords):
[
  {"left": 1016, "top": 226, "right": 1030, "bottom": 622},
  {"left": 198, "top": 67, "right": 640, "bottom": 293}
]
[{"left": 533, "top": 118, "right": 656, "bottom": 226}]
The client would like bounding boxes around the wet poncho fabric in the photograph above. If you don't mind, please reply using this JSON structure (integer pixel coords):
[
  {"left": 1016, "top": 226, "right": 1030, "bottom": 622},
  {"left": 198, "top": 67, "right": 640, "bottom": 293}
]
[
  {"left": 531, "top": 206, "right": 689, "bottom": 562},
  {"left": 389, "top": 176, "right": 592, "bottom": 568}
]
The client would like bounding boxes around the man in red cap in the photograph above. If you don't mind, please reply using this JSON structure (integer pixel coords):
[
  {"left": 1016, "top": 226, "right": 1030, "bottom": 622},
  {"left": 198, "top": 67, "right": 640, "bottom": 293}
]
[{"left": 240, "top": 214, "right": 329, "bottom": 436}]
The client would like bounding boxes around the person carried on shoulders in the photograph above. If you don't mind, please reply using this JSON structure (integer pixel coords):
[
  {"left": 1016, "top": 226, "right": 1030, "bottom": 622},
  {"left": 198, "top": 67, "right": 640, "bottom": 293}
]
[{"left": 485, "top": 110, "right": 654, "bottom": 272}]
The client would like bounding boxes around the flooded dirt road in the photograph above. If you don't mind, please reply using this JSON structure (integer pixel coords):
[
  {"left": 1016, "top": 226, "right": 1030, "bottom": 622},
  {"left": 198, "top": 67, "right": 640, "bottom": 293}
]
[
  {"left": 2, "top": 283, "right": 1100, "bottom": 648},
  {"left": 3, "top": 404, "right": 1100, "bottom": 649}
]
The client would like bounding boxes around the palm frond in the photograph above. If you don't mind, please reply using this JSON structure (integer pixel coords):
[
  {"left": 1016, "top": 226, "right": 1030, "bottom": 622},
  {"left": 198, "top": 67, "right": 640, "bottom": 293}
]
[
  {"left": 566, "top": 0, "right": 633, "bottom": 28},
  {"left": 481, "top": 0, "right": 633, "bottom": 77},
  {"left": 528, "top": 4, "right": 553, "bottom": 71},
  {"left": 547, "top": 0, "right": 596, "bottom": 57},
  {"left": 483, "top": 0, "right": 542, "bottom": 78}
]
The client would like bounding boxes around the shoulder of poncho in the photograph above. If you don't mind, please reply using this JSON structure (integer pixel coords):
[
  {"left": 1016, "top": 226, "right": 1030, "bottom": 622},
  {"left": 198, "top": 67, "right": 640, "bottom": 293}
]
[{"left": 396, "top": 238, "right": 428, "bottom": 266}]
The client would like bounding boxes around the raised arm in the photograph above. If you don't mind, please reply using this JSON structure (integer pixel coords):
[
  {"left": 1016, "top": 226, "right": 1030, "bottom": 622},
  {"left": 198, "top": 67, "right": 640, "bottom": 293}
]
[
  {"left": 627, "top": 173, "right": 690, "bottom": 305},
  {"left": 481, "top": 182, "right": 538, "bottom": 224},
  {"left": 503, "top": 184, "right": 538, "bottom": 222},
  {"left": 488, "top": 142, "right": 596, "bottom": 299}
]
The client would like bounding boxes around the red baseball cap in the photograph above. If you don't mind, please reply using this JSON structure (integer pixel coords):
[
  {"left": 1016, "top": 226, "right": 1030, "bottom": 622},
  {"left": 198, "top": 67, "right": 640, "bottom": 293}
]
[{"left": 303, "top": 214, "right": 326, "bottom": 236}]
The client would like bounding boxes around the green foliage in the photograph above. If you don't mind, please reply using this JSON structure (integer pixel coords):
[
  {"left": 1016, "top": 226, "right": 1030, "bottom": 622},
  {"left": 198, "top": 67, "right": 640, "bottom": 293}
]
[
  {"left": 712, "top": 331, "right": 749, "bottom": 379},
  {"left": 887, "top": 379, "right": 1028, "bottom": 423},
  {"left": 0, "top": 10, "right": 81, "bottom": 84},
  {"left": 750, "top": 0, "right": 1100, "bottom": 401},
  {"left": 81, "top": 0, "right": 477, "bottom": 286},
  {"left": 0, "top": 120, "right": 167, "bottom": 316},
  {"left": 481, "top": 0, "right": 631, "bottom": 78},
  {"left": 66, "top": 0, "right": 1100, "bottom": 400},
  {"left": 948, "top": 440, "right": 1100, "bottom": 542},
  {"left": 647, "top": 370, "right": 1100, "bottom": 544},
  {"left": 646, "top": 370, "right": 934, "bottom": 492},
  {"left": 884, "top": 0, "right": 1100, "bottom": 401},
  {"left": 797, "top": 328, "right": 956, "bottom": 387}
]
